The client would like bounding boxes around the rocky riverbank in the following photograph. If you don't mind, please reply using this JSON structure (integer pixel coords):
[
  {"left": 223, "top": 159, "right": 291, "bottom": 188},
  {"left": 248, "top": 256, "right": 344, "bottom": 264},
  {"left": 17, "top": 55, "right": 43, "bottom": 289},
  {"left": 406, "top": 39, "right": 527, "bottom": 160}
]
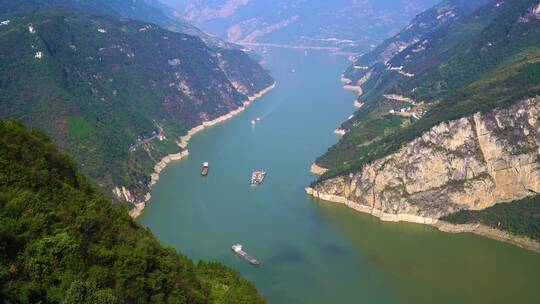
[
  {"left": 306, "top": 96, "right": 540, "bottom": 252},
  {"left": 310, "top": 163, "right": 329, "bottom": 175},
  {"left": 127, "top": 82, "right": 276, "bottom": 218}
]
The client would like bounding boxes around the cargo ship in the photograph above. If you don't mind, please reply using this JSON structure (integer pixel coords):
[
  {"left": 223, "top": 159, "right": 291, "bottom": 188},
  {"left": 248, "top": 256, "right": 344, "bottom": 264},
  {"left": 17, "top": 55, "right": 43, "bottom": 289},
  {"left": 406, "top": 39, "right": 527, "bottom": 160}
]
[
  {"left": 200, "top": 162, "right": 209, "bottom": 176},
  {"left": 250, "top": 170, "right": 266, "bottom": 186},
  {"left": 232, "top": 244, "right": 260, "bottom": 266}
]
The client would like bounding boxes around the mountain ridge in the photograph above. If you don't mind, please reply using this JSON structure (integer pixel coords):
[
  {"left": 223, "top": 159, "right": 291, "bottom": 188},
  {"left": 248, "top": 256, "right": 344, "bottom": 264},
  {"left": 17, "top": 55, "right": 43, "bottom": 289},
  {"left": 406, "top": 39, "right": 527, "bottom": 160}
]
[{"left": 0, "top": 0, "right": 236, "bottom": 49}]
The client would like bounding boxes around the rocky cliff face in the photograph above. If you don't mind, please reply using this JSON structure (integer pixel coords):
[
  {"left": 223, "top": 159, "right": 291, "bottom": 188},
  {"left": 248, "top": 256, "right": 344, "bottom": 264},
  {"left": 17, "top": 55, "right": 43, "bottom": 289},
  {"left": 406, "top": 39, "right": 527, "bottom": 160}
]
[{"left": 307, "top": 97, "right": 540, "bottom": 222}]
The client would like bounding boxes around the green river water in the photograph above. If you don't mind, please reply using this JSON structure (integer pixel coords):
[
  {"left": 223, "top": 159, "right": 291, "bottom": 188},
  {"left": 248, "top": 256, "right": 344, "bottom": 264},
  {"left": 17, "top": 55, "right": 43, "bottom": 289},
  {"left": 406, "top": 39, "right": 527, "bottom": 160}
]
[{"left": 140, "top": 49, "right": 540, "bottom": 304}]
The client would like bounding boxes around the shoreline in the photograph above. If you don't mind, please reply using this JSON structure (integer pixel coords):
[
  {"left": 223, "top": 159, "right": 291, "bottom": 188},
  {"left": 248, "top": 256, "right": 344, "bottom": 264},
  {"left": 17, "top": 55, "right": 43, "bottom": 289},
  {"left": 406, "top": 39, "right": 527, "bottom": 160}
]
[
  {"left": 305, "top": 187, "right": 540, "bottom": 254},
  {"left": 333, "top": 128, "right": 346, "bottom": 136},
  {"left": 128, "top": 82, "right": 276, "bottom": 218},
  {"left": 434, "top": 221, "right": 540, "bottom": 253},
  {"left": 310, "top": 163, "right": 328, "bottom": 175}
]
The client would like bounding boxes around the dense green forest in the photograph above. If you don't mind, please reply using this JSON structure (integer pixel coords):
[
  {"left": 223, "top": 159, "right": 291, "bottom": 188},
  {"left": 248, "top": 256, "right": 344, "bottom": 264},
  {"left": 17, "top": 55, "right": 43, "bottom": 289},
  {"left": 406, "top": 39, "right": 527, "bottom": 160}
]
[
  {"left": 316, "top": 0, "right": 540, "bottom": 179},
  {"left": 0, "top": 120, "right": 265, "bottom": 303},
  {"left": 442, "top": 196, "right": 540, "bottom": 242}
]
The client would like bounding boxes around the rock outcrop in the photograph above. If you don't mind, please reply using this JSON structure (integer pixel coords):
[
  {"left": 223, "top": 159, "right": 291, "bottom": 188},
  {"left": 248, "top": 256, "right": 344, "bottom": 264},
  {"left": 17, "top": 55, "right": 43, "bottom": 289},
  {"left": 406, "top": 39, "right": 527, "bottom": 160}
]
[{"left": 307, "top": 97, "right": 540, "bottom": 222}]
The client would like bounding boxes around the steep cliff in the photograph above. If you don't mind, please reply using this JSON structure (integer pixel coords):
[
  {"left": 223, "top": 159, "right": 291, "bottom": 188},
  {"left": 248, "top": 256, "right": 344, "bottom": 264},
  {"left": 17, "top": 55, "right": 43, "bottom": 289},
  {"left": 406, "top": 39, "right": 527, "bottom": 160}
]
[
  {"left": 317, "top": 0, "right": 540, "bottom": 177},
  {"left": 307, "top": 97, "right": 540, "bottom": 222}
]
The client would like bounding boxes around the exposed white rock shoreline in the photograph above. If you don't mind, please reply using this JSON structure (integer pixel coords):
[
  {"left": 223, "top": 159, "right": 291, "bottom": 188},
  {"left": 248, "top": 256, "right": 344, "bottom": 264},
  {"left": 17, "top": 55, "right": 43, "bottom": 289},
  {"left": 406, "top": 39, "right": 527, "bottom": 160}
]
[
  {"left": 341, "top": 74, "right": 363, "bottom": 96},
  {"left": 334, "top": 128, "right": 346, "bottom": 136},
  {"left": 305, "top": 187, "right": 437, "bottom": 224},
  {"left": 305, "top": 187, "right": 540, "bottom": 253},
  {"left": 127, "top": 82, "right": 276, "bottom": 218},
  {"left": 310, "top": 163, "right": 328, "bottom": 175}
]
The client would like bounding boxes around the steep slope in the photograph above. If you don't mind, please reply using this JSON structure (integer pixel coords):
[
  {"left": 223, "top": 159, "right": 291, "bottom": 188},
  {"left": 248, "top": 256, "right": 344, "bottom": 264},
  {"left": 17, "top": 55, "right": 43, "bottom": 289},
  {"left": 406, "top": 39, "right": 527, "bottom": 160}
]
[
  {"left": 308, "top": 0, "right": 540, "bottom": 243},
  {"left": 164, "top": 0, "right": 439, "bottom": 53},
  {"left": 342, "top": 0, "right": 492, "bottom": 85},
  {"left": 0, "top": 0, "right": 232, "bottom": 48},
  {"left": 0, "top": 11, "right": 274, "bottom": 212},
  {"left": 0, "top": 120, "right": 266, "bottom": 303}
]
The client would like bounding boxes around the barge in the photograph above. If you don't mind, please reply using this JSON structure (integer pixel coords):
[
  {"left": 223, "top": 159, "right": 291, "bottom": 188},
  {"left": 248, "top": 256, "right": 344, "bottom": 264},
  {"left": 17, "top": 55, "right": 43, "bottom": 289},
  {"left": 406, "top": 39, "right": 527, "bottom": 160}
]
[
  {"left": 250, "top": 170, "right": 266, "bottom": 186},
  {"left": 200, "top": 162, "right": 209, "bottom": 176},
  {"left": 232, "top": 244, "right": 260, "bottom": 266}
]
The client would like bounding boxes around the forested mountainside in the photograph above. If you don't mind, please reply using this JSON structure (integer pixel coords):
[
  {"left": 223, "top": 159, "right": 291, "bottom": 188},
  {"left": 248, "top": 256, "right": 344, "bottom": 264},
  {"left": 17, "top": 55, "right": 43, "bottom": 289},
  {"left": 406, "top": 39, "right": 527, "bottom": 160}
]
[
  {"left": 0, "top": 0, "right": 232, "bottom": 48},
  {"left": 0, "top": 120, "right": 266, "bottom": 303},
  {"left": 309, "top": 0, "right": 540, "bottom": 239},
  {"left": 162, "top": 0, "right": 438, "bottom": 53},
  {"left": 0, "top": 11, "right": 274, "bottom": 209},
  {"left": 343, "top": 0, "right": 492, "bottom": 84}
]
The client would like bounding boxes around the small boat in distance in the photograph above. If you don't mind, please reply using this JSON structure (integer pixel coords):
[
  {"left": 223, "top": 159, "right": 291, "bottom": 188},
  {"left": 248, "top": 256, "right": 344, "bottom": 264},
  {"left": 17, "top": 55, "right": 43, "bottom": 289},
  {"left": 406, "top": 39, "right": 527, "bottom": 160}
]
[
  {"left": 200, "top": 162, "right": 209, "bottom": 176},
  {"left": 232, "top": 244, "right": 260, "bottom": 266},
  {"left": 250, "top": 170, "right": 266, "bottom": 186},
  {"left": 251, "top": 117, "right": 261, "bottom": 126}
]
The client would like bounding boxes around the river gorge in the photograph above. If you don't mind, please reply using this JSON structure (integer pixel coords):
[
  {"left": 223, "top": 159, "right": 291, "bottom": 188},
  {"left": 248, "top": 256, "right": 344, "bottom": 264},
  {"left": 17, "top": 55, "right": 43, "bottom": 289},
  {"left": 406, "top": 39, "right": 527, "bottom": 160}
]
[{"left": 140, "top": 49, "right": 540, "bottom": 304}]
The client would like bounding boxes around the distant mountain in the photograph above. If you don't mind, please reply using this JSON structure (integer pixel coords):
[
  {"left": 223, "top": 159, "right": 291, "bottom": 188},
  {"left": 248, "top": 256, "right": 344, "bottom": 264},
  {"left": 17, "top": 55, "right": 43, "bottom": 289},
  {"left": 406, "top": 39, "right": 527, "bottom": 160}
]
[
  {"left": 0, "top": 120, "right": 266, "bottom": 303},
  {"left": 0, "top": 0, "right": 234, "bottom": 48},
  {"left": 308, "top": 0, "right": 540, "bottom": 241},
  {"left": 161, "top": 0, "right": 440, "bottom": 53},
  {"left": 0, "top": 11, "right": 274, "bottom": 209}
]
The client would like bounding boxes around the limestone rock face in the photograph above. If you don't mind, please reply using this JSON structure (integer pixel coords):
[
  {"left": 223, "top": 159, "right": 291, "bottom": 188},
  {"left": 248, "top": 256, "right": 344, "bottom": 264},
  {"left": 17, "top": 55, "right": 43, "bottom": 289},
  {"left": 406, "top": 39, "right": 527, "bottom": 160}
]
[{"left": 310, "top": 97, "right": 540, "bottom": 220}]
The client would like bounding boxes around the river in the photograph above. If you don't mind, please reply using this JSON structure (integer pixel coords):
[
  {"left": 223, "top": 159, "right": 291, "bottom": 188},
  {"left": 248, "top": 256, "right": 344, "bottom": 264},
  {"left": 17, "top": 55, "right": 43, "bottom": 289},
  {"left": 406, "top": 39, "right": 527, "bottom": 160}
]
[{"left": 140, "top": 49, "right": 540, "bottom": 304}]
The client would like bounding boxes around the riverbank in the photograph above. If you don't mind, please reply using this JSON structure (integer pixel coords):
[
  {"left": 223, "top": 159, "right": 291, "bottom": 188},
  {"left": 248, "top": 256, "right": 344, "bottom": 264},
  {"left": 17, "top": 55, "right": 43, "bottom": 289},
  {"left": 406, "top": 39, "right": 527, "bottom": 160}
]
[
  {"left": 340, "top": 74, "right": 363, "bottom": 96},
  {"left": 305, "top": 187, "right": 540, "bottom": 254},
  {"left": 435, "top": 221, "right": 540, "bottom": 254},
  {"left": 129, "top": 82, "right": 276, "bottom": 218},
  {"left": 310, "top": 163, "right": 328, "bottom": 175}
]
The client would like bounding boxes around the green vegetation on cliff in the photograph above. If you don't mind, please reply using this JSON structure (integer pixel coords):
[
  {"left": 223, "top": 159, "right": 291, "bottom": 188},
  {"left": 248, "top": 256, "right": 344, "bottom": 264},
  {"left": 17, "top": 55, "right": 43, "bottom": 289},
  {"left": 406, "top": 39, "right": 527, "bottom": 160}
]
[
  {"left": 442, "top": 196, "right": 540, "bottom": 242},
  {"left": 0, "top": 120, "right": 265, "bottom": 303}
]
